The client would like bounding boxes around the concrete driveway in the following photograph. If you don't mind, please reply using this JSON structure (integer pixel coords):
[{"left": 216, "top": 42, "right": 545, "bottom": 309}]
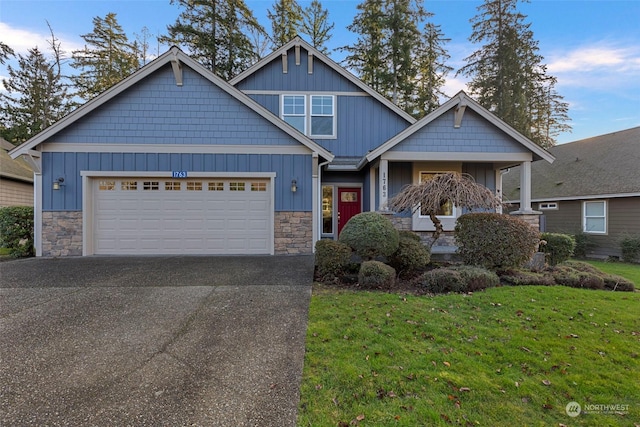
[{"left": 0, "top": 255, "right": 314, "bottom": 426}]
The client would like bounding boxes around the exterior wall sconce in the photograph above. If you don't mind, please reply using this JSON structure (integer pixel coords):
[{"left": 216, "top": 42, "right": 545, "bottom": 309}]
[
  {"left": 291, "top": 179, "right": 297, "bottom": 193},
  {"left": 53, "top": 177, "right": 65, "bottom": 190}
]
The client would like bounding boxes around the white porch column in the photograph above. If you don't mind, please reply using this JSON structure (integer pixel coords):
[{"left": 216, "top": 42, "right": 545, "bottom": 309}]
[
  {"left": 519, "top": 160, "right": 533, "bottom": 213},
  {"left": 34, "top": 173, "right": 42, "bottom": 257},
  {"left": 312, "top": 153, "right": 319, "bottom": 251},
  {"left": 379, "top": 159, "right": 389, "bottom": 210}
]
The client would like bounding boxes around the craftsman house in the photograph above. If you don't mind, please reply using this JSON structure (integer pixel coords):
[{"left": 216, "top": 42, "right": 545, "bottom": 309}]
[
  {"left": 503, "top": 127, "right": 640, "bottom": 260},
  {"left": 1, "top": 137, "right": 33, "bottom": 207},
  {"left": 10, "top": 38, "right": 553, "bottom": 257}
]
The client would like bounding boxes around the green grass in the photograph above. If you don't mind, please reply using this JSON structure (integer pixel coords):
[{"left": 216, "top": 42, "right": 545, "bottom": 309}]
[
  {"left": 583, "top": 260, "right": 640, "bottom": 286},
  {"left": 0, "top": 247, "right": 10, "bottom": 256},
  {"left": 298, "top": 286, "right": 640, "bottom": 426}
]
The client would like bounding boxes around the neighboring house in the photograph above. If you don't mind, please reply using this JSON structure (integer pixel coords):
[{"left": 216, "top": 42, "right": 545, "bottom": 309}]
[
  {"left": 1, "top": 137, "right": 34, "bottom": 207},
  {"left": 10, "top": 38, "right": 552, "bottom": 257},
  {"left": 503, "top": 127, "right": 640, "bottom": 260}
]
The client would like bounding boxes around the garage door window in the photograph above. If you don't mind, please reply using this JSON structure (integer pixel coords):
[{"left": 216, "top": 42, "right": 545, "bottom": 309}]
[
  {"left": 230, "top": 182, "right": 245, "bottom": 191},
  {"left": 143, "top": 181, "right": 159, "bottom": 190},
  {"left": 121, "top": 181, "right": 137, "bottom": 190},
  {"left": 187, "top": 181, "right": 202, "bottom": 191},
  {"left": 251, "top": 182, "right": 267, "bottom": 192},
  {"left": 99, "top": 181, "right": 115, "bottom": 191},
  {"left": 209, "top": 182, "right": 224, "bottom": 191},
  {"left": 165, "top": 181, "right": 181, "bottom": 191}
]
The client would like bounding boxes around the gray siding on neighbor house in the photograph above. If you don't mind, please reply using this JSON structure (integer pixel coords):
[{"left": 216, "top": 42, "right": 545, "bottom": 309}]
[
  {"left": 42, "top": 152, "right": 312, "bottom": 212},
  {"left": 536, "top": 197, "right": 640, "bottom": 259},
  {"left": 48, "top": 65, "right": 299, "bottom": 146},
  {"left": 390, "top": 110, "right": 530, "bottom": 154}
]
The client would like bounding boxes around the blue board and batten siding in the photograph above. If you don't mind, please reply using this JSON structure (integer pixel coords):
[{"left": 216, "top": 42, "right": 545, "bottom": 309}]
[
  {"left": 389, "top": 109, "right": 530, "bottom": 154},
  {"left": 41, "top": 63, "right": 315, "bottom": 213},
  {"left": 42, "top": 152, "right": 312, "bottom": 212},
  {"left": 235, "top": 46, "right": 412, "bottom": 157}
]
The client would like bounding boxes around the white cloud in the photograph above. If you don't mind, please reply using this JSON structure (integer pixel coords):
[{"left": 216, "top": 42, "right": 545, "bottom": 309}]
[{"left": 0, "top": 22, "right": 84, "bottom": 57}]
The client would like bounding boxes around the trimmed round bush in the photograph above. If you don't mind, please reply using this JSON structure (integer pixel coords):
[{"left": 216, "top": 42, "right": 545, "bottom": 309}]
[
  {"left": 451, "top": 265, "right": 500, "bottom": 292},
  {"left": 338, "top": 212, "right": 399, "bottom": 259},
  {"left": 398, "top": 230, "right": 421, "bottom": 242},
  {"left": 454, "top": 213, "right": 540, "bottom": 269},
  {"left": 0, "top": 206, "right": 34, "bottom": 258},
  {"left": 419, "top": 268, "right": 465, "bottom": 294},
  {"left": 540, "top": 233, "right": 575, "bottom": 266},
  {"left": 358, "top": 260, "right": 396, "bottom": 289},
  {"left": 315, "top": 239, "right": 352, "bottom": 281},
  {"left": 388, "top": 234, "right": 431, "bottom": 276}
]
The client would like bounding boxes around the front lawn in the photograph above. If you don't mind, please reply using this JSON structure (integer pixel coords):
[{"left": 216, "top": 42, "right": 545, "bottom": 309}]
[
  {"left": 584, "top": 260, "right": 640, "bottom": 286},
  {"left": 298, "top": 286, "right": 640, "bottom": 426}
]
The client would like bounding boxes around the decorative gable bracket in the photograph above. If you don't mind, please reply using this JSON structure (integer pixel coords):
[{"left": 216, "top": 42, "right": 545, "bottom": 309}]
[
  {"left": 281, "top": 43, "right": 314, "bottom": 74},
  {"left": 21, "top": 150, "right": 42, "bottom": 174},
  {"left": 171, "top": 52, "right": 183, "bottom": 86},
  {"left": 454, "top": 98, "right": 467, "bottom": 128}
]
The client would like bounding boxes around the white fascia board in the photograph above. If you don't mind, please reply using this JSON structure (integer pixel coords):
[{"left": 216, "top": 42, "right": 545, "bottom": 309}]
[
  {"left": 529, "top": 193, "right": 640, "bottom": 202},
  {"left": 42, "top": 143, "right": 312, "bottom": 155},
  {"left": 229, "top": 37, "right": 416, "bottom": 125}
]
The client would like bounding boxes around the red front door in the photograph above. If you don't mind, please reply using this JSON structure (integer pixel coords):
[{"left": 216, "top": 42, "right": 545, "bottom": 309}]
[{"left": 337, "top": 187, "right": 362, "bottom": 235}]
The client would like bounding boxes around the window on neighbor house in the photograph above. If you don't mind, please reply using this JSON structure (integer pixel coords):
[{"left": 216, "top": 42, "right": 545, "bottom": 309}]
[
  {"left": 282, "top": 94, "right": 335, "bottom": 138},
  {"left": 539, "top": 202, "right": 558, "bottom": 210},
  {"left": 583, "top": 200, "right": 607, "bottom": 234},
  {"left": 419, "top": 172, "right": 456, "bottom": 217}
]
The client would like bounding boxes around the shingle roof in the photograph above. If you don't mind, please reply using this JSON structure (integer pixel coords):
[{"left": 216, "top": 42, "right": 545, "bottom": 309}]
[
  {"left": 503, "top": 127, "right": 640, "bottom": 201},
  {"left": 0, "top": 138, "right": 33, "bottom": 183}
]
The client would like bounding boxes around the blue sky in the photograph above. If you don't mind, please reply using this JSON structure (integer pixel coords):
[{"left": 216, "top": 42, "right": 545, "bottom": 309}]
[{"left": 1, "top": 0, "right": 639, "bottom": 144}]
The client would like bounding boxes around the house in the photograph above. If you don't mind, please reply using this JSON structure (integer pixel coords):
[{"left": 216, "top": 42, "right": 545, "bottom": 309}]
[
  {"left": 503, "top": 127, "right": 640, "bottom": 260},
  {"left": 1, "top": 137, "right": 33, "bottom": 207},
  {"left": 10, "top": 38, "right": 553, "bottom": 257}
]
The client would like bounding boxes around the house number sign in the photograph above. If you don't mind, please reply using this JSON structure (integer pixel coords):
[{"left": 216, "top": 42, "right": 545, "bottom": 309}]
[{"left": 172, "top": 171, "right": 188, "bottom": 178}]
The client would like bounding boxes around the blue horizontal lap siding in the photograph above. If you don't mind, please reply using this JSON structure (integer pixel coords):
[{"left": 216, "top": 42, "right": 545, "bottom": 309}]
[
  {"left": 48, "top": 65, "right": 298, "bottom": 146},
  {"left": 390, "top": 110, "right": 529, "bottom": 153},
  {"left": 43, "top": 152, "right": 312, "bottom": 212}
]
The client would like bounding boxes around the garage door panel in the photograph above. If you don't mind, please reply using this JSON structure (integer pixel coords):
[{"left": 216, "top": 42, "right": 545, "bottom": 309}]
[{"left": 94, "top": 178, "right": 272, "bottom": 255}]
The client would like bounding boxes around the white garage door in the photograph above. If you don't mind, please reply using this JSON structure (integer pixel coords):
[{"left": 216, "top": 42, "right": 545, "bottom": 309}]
[{"left": 93, "top": 178, "right": 272, "bottom": 255}]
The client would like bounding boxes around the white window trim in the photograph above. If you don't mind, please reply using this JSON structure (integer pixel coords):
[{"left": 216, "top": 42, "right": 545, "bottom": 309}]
[
  {"left": 582, "top": 200, "right": 607, "bottom": 234},
  {"left": 281, "top": 94, "right": 337, "bottom": 139},
  {"left": 412, "top": 171, "right": 460, "bottom": 232},
  {"left": 418, "top": 172, "right": 457, "bottom": 219},
  {"left": 539, "top": 202, "right": 558, "bottom": 210}
]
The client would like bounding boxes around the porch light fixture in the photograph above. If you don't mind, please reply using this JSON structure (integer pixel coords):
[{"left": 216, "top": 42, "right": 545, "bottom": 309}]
[
  {"left": 53, "top": 177, "right": 65, "bottom": 190},
  {"left": 291, "top": 179, "right": 297, "bottom": 193}
]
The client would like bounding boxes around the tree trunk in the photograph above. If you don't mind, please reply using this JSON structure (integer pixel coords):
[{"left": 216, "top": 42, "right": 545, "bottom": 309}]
[{"left": 429, "top": 212, "right": 443, "bottom": 248}]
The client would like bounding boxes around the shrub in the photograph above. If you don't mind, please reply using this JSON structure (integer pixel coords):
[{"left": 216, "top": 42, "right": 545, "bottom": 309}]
[
  {"left": 388, "top": 234, "right": 430, "bottom": 276},
  {"left": 540, "top": 233, "right": 575, "bottom": 266},
  {"left": 398, "top": 230, "right": 421, "bottom": 242},
  {"left": 603, "top": 274, "right": 635, "bottom": 292},
  {"left": 338, "top": 212, "right": 399, "bottom": 259},
  {"left": 552, "top": 264, "right": 604, "bottom": 290},
  {"left": 0, "top": 206, "right": 34, "bottom": 258},
  {"left": 315, "top": 239, "right": 352, "bottom": 281},
  {"left": 451, "top": 265, "right": 500, "bottom": 292},
  {"left": 454, "top": 213, "right": 540, "bottom": 269},
  {"left": 498, "top": 268, "right": 556, "bottom": 286},
  {"left": 621, "top": 236, "right": 640, "bottom": 263},
  {"left": 573, "top": 232, "right": 595, "bottom": 258},
  {"left": 419, "top": 268, "right": 465, "bottom": 294},
  {"left": 358, "top": 261, "right": 396, "bottom": 289}
]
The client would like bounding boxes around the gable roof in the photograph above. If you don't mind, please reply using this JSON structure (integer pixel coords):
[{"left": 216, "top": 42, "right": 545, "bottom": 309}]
[
  {"left": 1, "top": 138, "right": 33, "bottom": 183},
  {"left": 10, "top": 46, "right": 333, "bottom": 162},
  {"left": 366, "top": 91, "right": 555, "bottom": 163},
  {"left": 503, "top": 126, "right": 640, "bottom": 201},
  {"left": 229, "top": 37, "right": 417, "bottom": 125}
]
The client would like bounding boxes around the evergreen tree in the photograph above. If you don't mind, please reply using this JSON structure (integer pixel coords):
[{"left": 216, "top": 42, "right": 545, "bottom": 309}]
[
  {"left": 162, "top": 0, "right": 264, "bottom": 80},
  {"left": 457, "top": 0, "right": 570, "bottom": 147},
  {"left": 300, "top": 0, "right": 334, "bottom": 53},
  {"left": 267, "top": 0, "right": 303, "bottom": 49},
  {"left": 0, "top": 38, "right": 73, "bottom": 143},
  {"left": 0, "top": 42, "right": 14, "bottom": 65},
  {"left": 343, "top": 0, "right": 450, "bottom": 116},
  {"left": 71, "top": 13, "right": 140, "bottom": 101}
]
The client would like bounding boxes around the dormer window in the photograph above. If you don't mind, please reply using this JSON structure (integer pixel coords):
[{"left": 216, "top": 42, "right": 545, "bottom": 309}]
[{"left": 282, "top": 94, "right": 336, "bottom": 138}]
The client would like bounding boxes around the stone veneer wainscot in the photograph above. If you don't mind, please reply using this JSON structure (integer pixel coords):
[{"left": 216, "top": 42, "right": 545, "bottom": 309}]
[
  {"left": 274, "top": 211, "right": 313, "bottom": 255},
  {"left": 42, "top": 211, "right": 83, "bottom": 257}
]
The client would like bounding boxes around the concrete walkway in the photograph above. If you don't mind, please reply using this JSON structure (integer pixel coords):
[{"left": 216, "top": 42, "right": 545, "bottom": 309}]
[{"left": 0, "top": 255, "right": 314, "bottom": 426}]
